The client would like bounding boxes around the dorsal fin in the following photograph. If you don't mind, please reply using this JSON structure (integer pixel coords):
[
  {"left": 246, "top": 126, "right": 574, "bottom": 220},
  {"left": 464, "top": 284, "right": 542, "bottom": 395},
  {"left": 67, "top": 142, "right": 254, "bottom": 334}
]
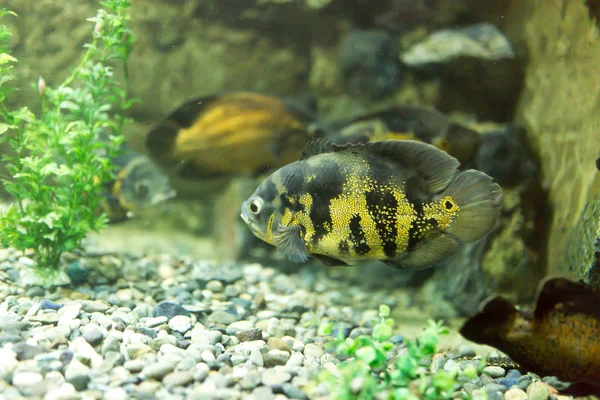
[
  {"left": 534, "top": 277, "right": 600, "bottom": 319},
  {"left": 166, "top": 95, "right": 219, "bottom": 129},
  {"left": 145, "top": 95, "right": 218, "bottom": 169},
  {"left": 299, "top": 138, "right": 335, "bottom": 160},
  {"left": 300, "top": 139, "right": 460, "bottom": 193},
  {"left": 347, "top": 140, "right": 460, "bottom": 193}
]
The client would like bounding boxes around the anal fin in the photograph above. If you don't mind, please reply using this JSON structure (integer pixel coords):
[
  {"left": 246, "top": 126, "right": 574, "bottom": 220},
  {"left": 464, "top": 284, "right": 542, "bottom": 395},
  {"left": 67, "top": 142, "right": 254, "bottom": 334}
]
[
  {"left": 313, "top": 254, "right": 350, "bottom": 267},
  {"left": 391, "top": 232, "right": 460, "bottom": 270}
]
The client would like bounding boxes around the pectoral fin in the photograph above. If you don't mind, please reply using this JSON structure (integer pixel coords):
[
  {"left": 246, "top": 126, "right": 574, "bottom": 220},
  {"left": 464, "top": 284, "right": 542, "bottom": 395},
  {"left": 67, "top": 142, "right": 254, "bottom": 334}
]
[{"left": 273, "top": 224, "right": 310, "bottom": 263}]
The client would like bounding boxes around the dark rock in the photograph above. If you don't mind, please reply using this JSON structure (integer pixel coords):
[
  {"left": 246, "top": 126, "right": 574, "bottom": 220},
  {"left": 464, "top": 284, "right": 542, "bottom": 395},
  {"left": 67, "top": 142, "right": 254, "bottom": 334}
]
[
  {"left": 389, "top": 335, "right": 404, "bottom": 344},
  {"left": 192, "top": 263, "right": 243, "bottom": 285},
  {"left": 26, "top": 286, "right": 45, "bottom": 297},
  {"left": 236, "top": 328, "right": 263, "bottom": 342},
  {"left": 331, "top": 325, "right": 353, "bottom": 339},
  {"left": 339, "top": 29, "right": 402, "bottom": 99},
  {"left": 40, "top": 300, "right": 63, "bottom": 311},
  {"left": 152, "top": 301, "right": 191, "bottom": 319},
  {"left": 3, "top": 322, "right": 31, "bottom": 332},
  {"left": 82, "top": 329, "right": 104, "bottom": 346},
  {"left": 66, "top": 262, "right": 89, "bottom": 285},
  {"left": 0, "top": 334, "right": 22, "bottom": 346},
  {"left": 13, "top": 342, "right": 44, "bottom": 360},
  {"left": 231, "top": 298, "right": 252, "bottom": 309},
  {"left": 541, "top": 376, "right": 571, "bottom": 391},
  {"left": 474, "top": 126, "right": 537, "bottom": 187},
  {"left": 68, "top": 374, "right": 90, "bottom": 391},
  {"left": 60, "top": 350, "right": 74, "bottom": 366},
  {"left": 282, "top": 383, "right": 308, "bottom": 399},
  {"left": 138, "top": 327, "right": 158, "bottom": 339},
  {"left": 506, "top": 369, "right": 522, "bottom": 379},
  {"left": 6, "top": 268, "right": 20, "bottom": 282},
  {"left": 495, "top": 377, "right": 519, "bottom": 390}
]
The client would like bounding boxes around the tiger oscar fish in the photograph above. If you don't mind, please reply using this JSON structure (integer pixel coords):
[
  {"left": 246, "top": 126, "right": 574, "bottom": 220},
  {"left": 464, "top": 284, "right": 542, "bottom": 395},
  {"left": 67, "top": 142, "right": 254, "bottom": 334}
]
[{"left": 240, "top": 139, "right": 502, "bottom": 269}]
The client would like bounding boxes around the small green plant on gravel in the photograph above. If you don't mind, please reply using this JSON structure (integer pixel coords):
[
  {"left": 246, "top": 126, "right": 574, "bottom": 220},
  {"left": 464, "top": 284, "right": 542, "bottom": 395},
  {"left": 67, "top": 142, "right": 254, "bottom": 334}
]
[
  {"left": 0, "top": 0, "right": 135, "bottom": 284},
  {"left": 316, "top": 304, "right": 485, "bottom": 400}
]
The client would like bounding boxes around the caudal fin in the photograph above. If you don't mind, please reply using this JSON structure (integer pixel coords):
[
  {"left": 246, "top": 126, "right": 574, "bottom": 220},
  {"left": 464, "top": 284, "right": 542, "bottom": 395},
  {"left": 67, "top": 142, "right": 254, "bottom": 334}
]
[{"left": 440, "top": 169, "right": 502, "bottom": 243}]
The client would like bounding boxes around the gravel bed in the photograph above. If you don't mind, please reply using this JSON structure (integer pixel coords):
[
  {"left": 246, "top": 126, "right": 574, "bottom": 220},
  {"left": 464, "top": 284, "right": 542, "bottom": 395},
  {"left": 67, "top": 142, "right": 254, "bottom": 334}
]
[{"left": 0, "top": 248, "right": 578, "bottom": 399}]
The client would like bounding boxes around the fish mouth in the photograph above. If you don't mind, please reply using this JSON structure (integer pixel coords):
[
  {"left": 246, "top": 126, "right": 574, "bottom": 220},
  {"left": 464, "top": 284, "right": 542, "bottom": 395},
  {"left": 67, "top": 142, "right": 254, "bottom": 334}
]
[
  {"left": 150, "top": 189, "right": 177, "bottom": 205},
  {"left": 240, "top": 202, "right": 262, "bottom": 235},
  {"left": 240, "top": 202, "right": 252, "bottom": 225}
]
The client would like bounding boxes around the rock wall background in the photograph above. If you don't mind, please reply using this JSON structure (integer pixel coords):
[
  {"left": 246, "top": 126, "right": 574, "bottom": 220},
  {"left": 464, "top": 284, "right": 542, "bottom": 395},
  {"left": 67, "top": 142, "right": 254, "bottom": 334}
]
[{"left": 501, "top": 0, "right": 600, "bottom": 280}]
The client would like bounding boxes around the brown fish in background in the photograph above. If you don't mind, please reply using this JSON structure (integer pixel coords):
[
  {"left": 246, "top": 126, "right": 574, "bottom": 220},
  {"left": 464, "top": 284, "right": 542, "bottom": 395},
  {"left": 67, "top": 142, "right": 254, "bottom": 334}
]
[
  {"left": 460, "top": 277, "right": 600, "bottom": 395},
  {"left": 325, "top": 106, "right": 482, "bottom": 165},
  {"left": 146, "top": 92, "right": 315, "bottom": 179}
]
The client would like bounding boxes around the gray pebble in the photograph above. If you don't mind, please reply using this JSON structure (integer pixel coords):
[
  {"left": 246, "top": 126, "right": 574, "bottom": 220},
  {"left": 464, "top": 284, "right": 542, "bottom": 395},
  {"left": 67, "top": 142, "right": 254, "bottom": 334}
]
[
  {"left": 64, "top": 360, "right": 91, "bottom": 391},
  {"left": 230, "top": 353, "right": 246, "bottom": 366},
  {"left": 40, "top": 299, "right": 63, "bottom": 310},
  {"left": 431, "top": 355, "right": 447, "bottom": 372},
  {"left": 250, "top": 349, "right": 264, "bottom": 367},
  {"left": 240, "top": 370, "right": 262, "bottom": 389},
  {"left": 443, "top": 359, "right": 460, "bottom": 372},
  {"left": 483, "top": 366, "right": 506, "bottom": 378},
  {"left": 83, "top": 328, "right": 104, "bottom": 346},
  {"left": 303, "top": 343, "right": 323, "bottom": 361},
  {"left": 206, "top": 280, "right": 224, "bottom": 293},
  {"left": 463, "top": 382, "right": 479, "bottom": 395},
  {"left": 12, "top": 371, "right": 44, "bottom": 395},
  {"left": 504, "top": 388, "right": 528, "bottom": 400},
  {"left": 168, "top": 315, "right": 192, "bottom": 334},
  {"left": 267, "top": 337, "right": 291, "bottom": 352},
  {"left": 526, "top": 382, "right": 549, "bottom": 400},
  {"left": 286, "top": 352, "right": 305, "bottom": 368},
  {"left": 249, "top": 386, "right": 275, "bottom": 400},
  {"left": 194, "top": 363, "right": 210, "bottom": 382},
  {"left": 152, "top": 302, "right": 191, "bottom": 319},
  {"left": 262, "top": 368, "right": 292, "bottom": 386},
  {"left": 26, "top": 286, "right": 45, "bottom": 297},
  {"left": 29, "top": 312, "right": 59, "bottom": 325},
  {"left": 236, "top": 328, "right": 262, "bottom": 342},
  {"left": 264, "top": 349, "right": 290, "bottom": 367},
  {"left": 81, "top": 300, "right": 110, "bottom": 313},
  {"left": 124, "top": 359, "right": 146, "bottom": 372},
  {"left": 132, "top": 304, "right": 152, "bottom": 319},
  {"left": 282, "top": 383, "right": 308, "bottom": 399},
  {"left": 142, "top": 362, "right": 175, "bottom": 380},
  {"left": 541, "top": 376, "right": 570, "bottom": 391},
  {"left": 201, "top": 349, "right": 216, "bottom": 363},
  {"left": 484, "top": 383, "right": 507, "bottom": 393},
  {"left": 13, "top": 342, "right": 43, "bottom": 360},
  {"left": 145, "top": 316, "right": 168, "bottom": 328},
  {"left": 458, "top": 345, "right": 476, "bottom": 357},
  {"left": 208, "top": 310, "right": 238, "bottom": 325},
  {"left": 163, "top": 371, "right": 194, "bottom": 388}
]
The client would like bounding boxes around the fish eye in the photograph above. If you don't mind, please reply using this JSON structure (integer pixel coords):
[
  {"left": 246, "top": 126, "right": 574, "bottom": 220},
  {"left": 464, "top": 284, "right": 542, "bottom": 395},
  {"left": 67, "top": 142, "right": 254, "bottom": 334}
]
[
  {"left": 441, "top": 196, "right": 457, "bottom": 212},
  {"left": 249, "top": 199, "right": 263, "bottom": 215},
  {"left": 135, "top": 181, "right": 150, "bottom": 199}
]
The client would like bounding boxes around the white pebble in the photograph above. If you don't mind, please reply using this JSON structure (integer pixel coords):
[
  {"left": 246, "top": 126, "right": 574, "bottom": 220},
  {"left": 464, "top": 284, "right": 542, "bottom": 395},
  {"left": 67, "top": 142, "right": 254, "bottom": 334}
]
[
  {"left": 69, "top": 337, "right": 103, "bottom": 369},
  {"left": 168, "top": 315, "right": 192, "bottom": 334}
]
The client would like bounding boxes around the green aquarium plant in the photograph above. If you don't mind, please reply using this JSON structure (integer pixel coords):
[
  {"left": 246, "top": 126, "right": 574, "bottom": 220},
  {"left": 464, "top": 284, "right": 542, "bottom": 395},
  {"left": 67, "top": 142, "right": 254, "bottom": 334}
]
[
  {"left": 315, "top": 305, "right": 485, "bottom": 400},
  {"left": 0, "top": 0, "right": 135, "bottom": 285}
]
